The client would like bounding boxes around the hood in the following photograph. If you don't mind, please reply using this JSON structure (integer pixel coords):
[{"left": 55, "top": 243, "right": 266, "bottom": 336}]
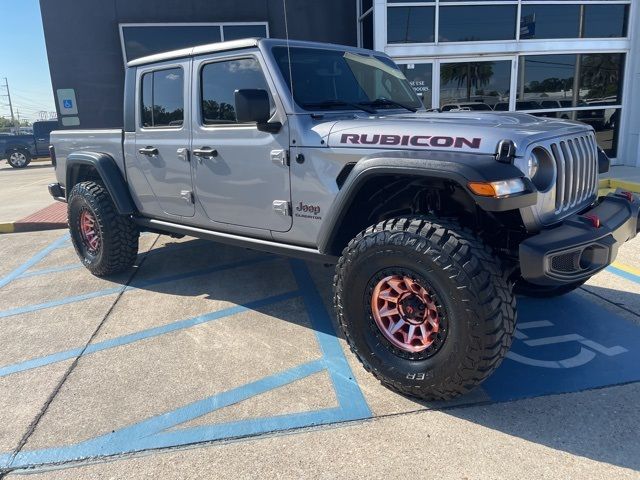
[{"left": 325, "top": 111, "right": 591, "bottom": 157}]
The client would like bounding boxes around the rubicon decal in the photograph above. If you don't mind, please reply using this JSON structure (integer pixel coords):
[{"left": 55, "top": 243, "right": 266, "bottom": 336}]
[{"left": 340, "top": 133, "right": 481, "bottom": 149}]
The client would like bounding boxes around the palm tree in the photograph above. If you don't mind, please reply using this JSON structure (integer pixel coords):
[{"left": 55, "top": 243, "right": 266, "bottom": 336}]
[
  {"left": 580, "top": 54, "right": 621, "bottom": 99},
  {"left": 441, "top": 62, "right": 495, "bottom": 101}
]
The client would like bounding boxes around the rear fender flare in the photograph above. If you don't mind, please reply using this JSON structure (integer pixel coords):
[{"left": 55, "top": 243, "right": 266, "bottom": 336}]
[{"left": 66, "top": 152, "right": 136, "bottom": 215}]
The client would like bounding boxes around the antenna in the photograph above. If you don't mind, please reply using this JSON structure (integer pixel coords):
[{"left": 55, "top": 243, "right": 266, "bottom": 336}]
[{"left": 282, "top": 0, "right": 295, "bottom": 109}]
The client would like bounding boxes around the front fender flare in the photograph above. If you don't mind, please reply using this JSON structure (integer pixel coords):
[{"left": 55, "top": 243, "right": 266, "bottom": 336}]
[
  {"left": 317, "top": 150, "right": 538, "bottom": 254},
  {"left": 66, "top": 152, "right": 136, "bottom": 215}
]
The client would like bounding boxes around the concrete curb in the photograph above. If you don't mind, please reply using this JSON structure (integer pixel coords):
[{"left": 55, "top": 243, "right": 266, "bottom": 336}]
[{"left": 0, "top": 202, "right": 67, "bottom": 235}]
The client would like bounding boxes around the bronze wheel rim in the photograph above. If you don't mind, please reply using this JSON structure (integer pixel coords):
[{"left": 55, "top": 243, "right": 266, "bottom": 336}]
[
  {"left": 370, "top": 274, "right": 443, "bottom": 354},
  {"left": 79, "top": 208, "right": 100, "bottom": 255}
]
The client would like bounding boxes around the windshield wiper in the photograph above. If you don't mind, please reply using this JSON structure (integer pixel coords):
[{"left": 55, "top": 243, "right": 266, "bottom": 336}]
[
  {"left": 301, "top": 100, "right": 377, "bottom": 114},
  {"left": 360, "top": 98, "right": 418, "bottom": 113}
]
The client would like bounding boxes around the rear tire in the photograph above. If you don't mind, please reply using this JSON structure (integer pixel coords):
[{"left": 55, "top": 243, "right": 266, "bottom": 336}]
[
  {"left": 68, "top": 181, "right": 139, "bottom": 276},
  {"left": 514, "top": 278, "right": 586, "bottom": 298},
  {"left": 7, "top": 149, "right": 31, "bottom": 168},
  {"left": 334, "top": 217, "right": 516, "bottom": 401}
]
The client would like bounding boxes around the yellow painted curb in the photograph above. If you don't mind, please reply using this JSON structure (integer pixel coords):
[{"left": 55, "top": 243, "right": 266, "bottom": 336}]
[
  {"left": 599, "top": 178, "right": 640, "bottom": 194},
  {"left": 612, "top": 262, "right": 640, "bottom": 278},
  {"left": 0, "top": 222, "right": 15, "bottom": 233}
]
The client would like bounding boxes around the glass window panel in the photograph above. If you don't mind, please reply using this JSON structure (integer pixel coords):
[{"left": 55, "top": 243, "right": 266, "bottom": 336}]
[
  {"left": 439, "top": 60, "right": 511, "bottom": 109},
  {"left": 151, "top": 68, "right": 184, "bottom": 127},
  {"left": 361, "top": 13, "right": 374, "bottom": 50},
  {"left": 518, "top": 54, "right": 625, "bottom": 110},
  {"left": 531, "top": 108, "right": 620, "bottom": 157},
  {"left": 201, "top": 58, "right": 273, "bottom": 125},
  {"left": 141, "top": 72, "right": 153, "bottom": 127},
  {"left": 399, "top": 63, "right": 433, "bottom": 109},
  {"left": 580, "top": 53, "right": 625, "bottom": 105},
  {"left": 516, "top": 55, "right": 577, "bottom": 110},
  {"left": 222, "top": 24, "right": 268, "bottom": 41},
  {"left": 272, "top": 47, "right": 422, "bottom": 111},
  {"left": 387, "top": 7, "right": 435, "bottom": 44},
  {"left": 439, "top": 6, "right": 517, "bottom": 42},
  {"left": 584, "top": 5, "right": 628, "bottom": 38},
  {"left": 122, "top": 25, "right": 221, "bottom": 62},
  {"left": 361, "top": 0, "right": 372, "bottom": 13},
  {"left": 520, "top": 5, "right": 579, "bottom": 39}
]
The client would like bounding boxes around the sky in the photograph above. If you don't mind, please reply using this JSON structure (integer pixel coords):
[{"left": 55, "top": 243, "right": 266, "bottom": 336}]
[{"left": 0, "top": 0, "right": 56, "bottom": 123}]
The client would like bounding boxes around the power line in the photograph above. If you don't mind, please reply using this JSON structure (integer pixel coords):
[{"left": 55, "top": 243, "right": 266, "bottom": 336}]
[{"left": 1, "top": 78, "right": 17, "bottom": 131}]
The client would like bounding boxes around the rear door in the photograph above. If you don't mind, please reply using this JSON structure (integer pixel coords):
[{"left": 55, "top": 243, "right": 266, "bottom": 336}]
[
  {"left": 190, "top": 51, "right": 291, "bottom": 232},
  {"left": 134, "top": 60, "right": 194, "bottom": 217}
]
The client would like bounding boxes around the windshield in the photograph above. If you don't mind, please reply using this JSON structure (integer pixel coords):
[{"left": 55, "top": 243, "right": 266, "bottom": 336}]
[{"left": 272, "top": 47, "right": 422, "bottom": 112}]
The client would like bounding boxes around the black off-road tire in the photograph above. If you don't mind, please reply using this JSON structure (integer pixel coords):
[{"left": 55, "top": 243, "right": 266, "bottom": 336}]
[
  {"left": 68, "top": 181, "right": 139, "bottom": 276},
  {"left": 334, "top": 217, "right": 516, "bottom": 401},
  {"left": 514, "top": 278, "right": 587, "bottom": 298},
  {"left": 7, "top": 149, "right": 31, "bottom": 168}
]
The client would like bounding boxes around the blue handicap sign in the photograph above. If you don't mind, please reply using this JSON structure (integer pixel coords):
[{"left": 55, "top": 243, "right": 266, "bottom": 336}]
[
  {"left": 483, "top": 294, "right": 640, "bottom": 401},
  {"left": 63, "top": 99, "right": 73, "bottom": 109}
]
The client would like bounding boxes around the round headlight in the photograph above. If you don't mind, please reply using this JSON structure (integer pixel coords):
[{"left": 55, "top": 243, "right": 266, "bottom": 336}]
[
  {"left": 528, "top": 147, "right": 555, "bottom": 191},
  {"left": 526, "top": 152, "right": 539, "bottom": 178}
]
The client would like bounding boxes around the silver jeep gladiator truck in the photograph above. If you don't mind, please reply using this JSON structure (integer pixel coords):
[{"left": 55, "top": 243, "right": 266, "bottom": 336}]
[{"left": 49, "top": 38, "right": 640, "bottom": 400}]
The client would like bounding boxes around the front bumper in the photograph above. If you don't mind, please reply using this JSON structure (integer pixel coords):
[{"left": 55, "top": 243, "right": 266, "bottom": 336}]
[{"left": 519, "top": 190, "right": 640, "bottom": 286}]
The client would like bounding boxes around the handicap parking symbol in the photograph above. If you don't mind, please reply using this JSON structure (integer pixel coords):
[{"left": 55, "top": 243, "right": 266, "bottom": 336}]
[
  {"left": 63, "top": 99, "right": 73, "bottom": 109},
  {"left": 481, "top": 295, "right": 640, "bottom": 402},
  {"left": 507, "top": 320, "right": 628, "bottom": 369}
]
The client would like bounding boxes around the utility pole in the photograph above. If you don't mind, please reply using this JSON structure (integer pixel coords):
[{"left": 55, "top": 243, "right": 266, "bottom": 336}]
[{"left": 2, "top": 77, "right": 17, "bottom": 133}]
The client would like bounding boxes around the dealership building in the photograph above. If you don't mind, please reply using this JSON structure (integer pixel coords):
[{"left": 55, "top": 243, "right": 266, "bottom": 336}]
[{"left": 40, "top": 0, "right": 639, "bottom": 166}]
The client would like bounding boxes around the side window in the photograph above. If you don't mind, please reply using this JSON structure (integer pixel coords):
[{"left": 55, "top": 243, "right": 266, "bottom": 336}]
[
  {"left": 201, "top": 58, "right": 274, "bottom": 125},
  {"left": 140, "top": 67, "right": 184, "bottom": 128}
]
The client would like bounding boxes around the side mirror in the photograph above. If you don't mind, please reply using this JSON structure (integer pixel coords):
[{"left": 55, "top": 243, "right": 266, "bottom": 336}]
[{"left": 234, "top": 89, "right": 281, "bottom": 133}]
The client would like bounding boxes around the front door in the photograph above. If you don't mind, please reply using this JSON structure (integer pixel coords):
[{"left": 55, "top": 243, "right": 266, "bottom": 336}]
[
  {"left": 191, "top": 53, "right": 291, "bottom": 232},
  {"left": 135, "top": 61, "right": 194, "bottom": 217}
]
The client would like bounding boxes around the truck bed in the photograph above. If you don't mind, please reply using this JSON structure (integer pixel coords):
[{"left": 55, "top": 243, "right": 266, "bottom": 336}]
[{"left": 50, "top": 129, "right": 124, "bottom": 186}]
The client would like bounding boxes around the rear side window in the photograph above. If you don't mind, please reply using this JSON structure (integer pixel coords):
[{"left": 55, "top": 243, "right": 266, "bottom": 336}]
[
  {"left": 140, "top": 67, "right": 184, "bottom": 128},
  {"left": 200, "top": 58, "right": 273, "bottom": 125}
]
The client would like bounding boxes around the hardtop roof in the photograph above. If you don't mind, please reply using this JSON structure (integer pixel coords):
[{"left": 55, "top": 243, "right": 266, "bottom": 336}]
[{"left": 126, "top": 38, "right": 381, "bottom": 67}]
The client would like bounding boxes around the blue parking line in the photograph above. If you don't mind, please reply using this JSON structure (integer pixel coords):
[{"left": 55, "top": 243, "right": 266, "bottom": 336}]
[
  {"left": 606, "top": 265, "right": 640, "bottom": 285},
  {"left": 0, "top": 291, "right": 299, "bottom": 378},
  {"left": 1, "top": 260, "right": 371, "bottom": 470},
  {"left": 16, "top": 241, "right": 210, "bottom": 280},
  {"left": 0, "top": 255, "right": 278, "bottom": 320},
  {"left": 0, "top": 234, "right": 69, "bottom": 289},
  {"left": 289, "top": 259, "right": 371, "bottom": 420},
  {"left": 18, "top": 263, "right": 83, "bottom": 279},
  {"left": 7, "top": 360, "right": 327, "bottom": 468}
]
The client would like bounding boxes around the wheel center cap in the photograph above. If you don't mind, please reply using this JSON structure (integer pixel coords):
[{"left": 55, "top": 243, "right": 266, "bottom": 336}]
[{"left": 399, "top": 294, "right": 426, "bottom": 324}]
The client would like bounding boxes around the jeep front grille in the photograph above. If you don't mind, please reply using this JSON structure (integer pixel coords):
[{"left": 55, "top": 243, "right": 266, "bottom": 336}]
[{"left": 549, "top": 133, "right": 598, "bottom": 214}]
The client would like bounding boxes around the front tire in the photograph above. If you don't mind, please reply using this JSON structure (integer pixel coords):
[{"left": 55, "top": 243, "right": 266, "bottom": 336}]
[
  {"left": 334, "top": 217, "right": 516, "bottom": 401},
  {"left": 7, "top": 149, "right": 31, "bottom": 168},
  {"left": 68, "top": 181, "right": 139, "bottom": 276}
]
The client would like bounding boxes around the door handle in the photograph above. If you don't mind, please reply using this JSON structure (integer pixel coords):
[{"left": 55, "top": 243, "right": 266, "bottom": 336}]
[
  {"left": 138, "top": 146, "right": 159, "bottom": 156},
  {"left": 192, "top": 147, "right": 218, "bottom": 161}
]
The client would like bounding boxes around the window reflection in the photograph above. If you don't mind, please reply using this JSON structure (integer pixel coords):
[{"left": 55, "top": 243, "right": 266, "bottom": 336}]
[
  {"left": 387, "top": 7, "right": 435, "bottom": 44},
  {"left": 517, "top": 54, "right": 624, "bottom": 109},
  {"left": 399, "top": 63, "right": 433, "bottom": 109},
  {"left": 440, "top": 61, "right": 511, "bottom": 109},
  {"left": 439, "top": 6, "right": 516, "bottom": 42}
]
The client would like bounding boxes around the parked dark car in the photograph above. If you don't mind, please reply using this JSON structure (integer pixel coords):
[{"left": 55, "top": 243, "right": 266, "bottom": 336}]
[{"left": 0, "top": 120, "right": 58, "bottom": 168}]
